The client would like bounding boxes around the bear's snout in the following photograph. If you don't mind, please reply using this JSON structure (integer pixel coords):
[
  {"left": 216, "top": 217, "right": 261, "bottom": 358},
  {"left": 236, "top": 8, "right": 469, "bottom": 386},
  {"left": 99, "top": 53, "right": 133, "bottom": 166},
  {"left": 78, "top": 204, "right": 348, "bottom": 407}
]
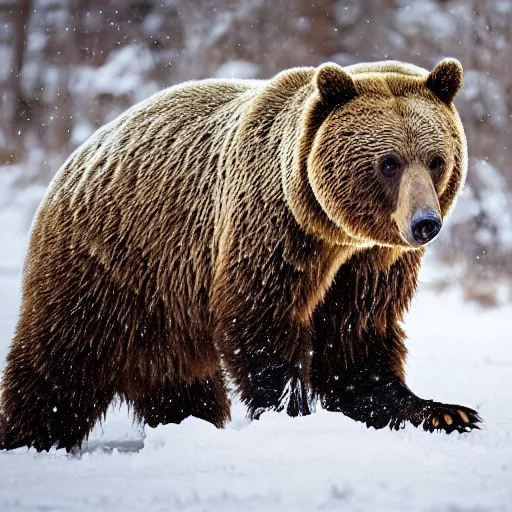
[{"left": 410, "top": 210, "right": 442, "bottom": 245}]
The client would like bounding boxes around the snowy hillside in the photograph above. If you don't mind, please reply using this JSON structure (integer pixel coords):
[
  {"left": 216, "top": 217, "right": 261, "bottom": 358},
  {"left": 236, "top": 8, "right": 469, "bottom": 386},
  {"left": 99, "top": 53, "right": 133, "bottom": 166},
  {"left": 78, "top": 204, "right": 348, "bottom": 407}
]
[{"left": 0, "top": 197, "right": 511, "bottom": 511}]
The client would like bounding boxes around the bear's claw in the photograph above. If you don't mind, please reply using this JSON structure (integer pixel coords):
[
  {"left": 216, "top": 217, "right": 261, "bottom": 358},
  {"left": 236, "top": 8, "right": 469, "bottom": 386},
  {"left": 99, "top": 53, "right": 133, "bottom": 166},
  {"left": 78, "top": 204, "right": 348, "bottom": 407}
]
[{"left": 421, "top": 403, "right": 481, "bottom": 434}]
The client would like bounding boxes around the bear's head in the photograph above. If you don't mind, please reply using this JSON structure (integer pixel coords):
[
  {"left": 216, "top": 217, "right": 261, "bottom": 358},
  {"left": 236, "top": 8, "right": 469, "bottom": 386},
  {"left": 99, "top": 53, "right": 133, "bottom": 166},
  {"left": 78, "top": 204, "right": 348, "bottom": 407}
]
[{"left": 291, "top": 58, "right": 467, "bottom": 249}]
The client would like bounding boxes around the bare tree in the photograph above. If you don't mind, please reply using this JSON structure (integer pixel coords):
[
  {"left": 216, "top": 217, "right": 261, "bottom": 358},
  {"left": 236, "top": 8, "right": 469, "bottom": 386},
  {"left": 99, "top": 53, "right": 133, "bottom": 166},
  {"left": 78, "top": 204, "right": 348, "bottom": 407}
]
[{"left": 6, "top": 0, "right": 31, "bottom": 157}]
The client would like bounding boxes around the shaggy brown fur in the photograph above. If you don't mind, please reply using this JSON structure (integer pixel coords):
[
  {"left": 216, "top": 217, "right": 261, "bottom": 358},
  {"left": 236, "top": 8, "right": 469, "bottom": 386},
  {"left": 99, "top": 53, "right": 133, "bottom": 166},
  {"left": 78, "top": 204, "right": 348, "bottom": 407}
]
[{"left": 0, "top": 58, "right": 480, "bottom": 452}]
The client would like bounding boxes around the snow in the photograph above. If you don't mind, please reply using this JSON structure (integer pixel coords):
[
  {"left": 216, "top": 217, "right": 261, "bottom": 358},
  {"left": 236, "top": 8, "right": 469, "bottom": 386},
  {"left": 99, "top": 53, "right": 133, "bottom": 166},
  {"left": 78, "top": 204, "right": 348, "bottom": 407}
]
[
  {"left": 395, "top": 1, "right": 457, "bottom": 42},
  {"left": 215, "top": 60, "right": 260, "bottom": 80},
  {"left": 461, "top": 71, "right": 509, "bottom": 129},
  {"left": 447, "top": 159, "right": 512, "bottom": 252},
  {"left": 472, "top": 160, "right": 512, "bottom": 249},
  {"left": 333, "top": 1, "right": 362, "bottom": 28},
  {"left": 72, "top": 45, "right": 158, "bottom": 99},
  {"left": 0, "top": 192, "right": 511, "bottom": 511}
]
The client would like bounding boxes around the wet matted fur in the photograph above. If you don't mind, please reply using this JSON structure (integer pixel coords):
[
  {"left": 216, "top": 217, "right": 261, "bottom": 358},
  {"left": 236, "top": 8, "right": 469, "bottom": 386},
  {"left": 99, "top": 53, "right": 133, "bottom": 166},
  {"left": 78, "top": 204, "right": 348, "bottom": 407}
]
[{"left": 0, "top": 58, "right": 480, "bottom": 452}]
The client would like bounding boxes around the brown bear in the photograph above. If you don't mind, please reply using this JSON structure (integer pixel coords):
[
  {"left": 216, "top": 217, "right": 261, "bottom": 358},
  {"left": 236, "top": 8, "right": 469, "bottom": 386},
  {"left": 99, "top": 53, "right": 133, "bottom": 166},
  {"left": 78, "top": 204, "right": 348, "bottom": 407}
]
[{"left": 0, "top": 58, "right": 481, "bottom": 452}]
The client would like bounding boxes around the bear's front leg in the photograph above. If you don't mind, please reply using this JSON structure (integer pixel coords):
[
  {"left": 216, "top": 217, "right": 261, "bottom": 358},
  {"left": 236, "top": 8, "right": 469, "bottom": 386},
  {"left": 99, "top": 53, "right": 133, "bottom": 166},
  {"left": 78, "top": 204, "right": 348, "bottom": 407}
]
[
  {"left": 314, "top": 346, "right": 481, "bottom": 433},
  {"left": 311, "top": 248, "right": 481, "bottom": 434},
  {"left": 215, "top": 305, "right": 312, "bottom": 419},
  {"left": 212, "top": 256, "right": 313, "bottom": 419}
]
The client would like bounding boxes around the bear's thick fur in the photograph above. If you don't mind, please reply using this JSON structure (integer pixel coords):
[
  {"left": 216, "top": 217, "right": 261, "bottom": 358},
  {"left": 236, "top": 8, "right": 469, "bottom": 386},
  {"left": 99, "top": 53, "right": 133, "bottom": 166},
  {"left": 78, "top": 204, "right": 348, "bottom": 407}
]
[{"left": 0, "top": 58, "right": 480, "bottom": 451}]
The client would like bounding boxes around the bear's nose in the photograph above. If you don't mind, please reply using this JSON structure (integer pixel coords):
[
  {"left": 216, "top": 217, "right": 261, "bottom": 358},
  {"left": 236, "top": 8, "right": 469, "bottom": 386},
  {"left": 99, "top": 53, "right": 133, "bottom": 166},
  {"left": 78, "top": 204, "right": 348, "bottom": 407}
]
[{"left": 411, "top": 210, "right": 442, "bottom": 245}]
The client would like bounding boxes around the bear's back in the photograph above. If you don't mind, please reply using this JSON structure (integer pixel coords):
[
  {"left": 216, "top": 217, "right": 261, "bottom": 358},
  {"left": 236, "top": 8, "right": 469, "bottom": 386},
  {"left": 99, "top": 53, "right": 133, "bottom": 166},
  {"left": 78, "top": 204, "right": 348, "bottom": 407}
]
[
  {"left": 52, "top": 78, "right": 264, "bottom": 202},
  {"left": 28, "top": 79, "right": 265, "bottom": 301}
]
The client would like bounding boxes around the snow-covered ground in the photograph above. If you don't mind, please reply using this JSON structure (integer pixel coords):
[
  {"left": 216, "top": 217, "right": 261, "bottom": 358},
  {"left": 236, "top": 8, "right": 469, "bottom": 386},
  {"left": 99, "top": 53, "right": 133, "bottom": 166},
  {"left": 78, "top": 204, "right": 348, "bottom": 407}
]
[{"left": 0, "top": 195, "right": 511, "bottom": 511}]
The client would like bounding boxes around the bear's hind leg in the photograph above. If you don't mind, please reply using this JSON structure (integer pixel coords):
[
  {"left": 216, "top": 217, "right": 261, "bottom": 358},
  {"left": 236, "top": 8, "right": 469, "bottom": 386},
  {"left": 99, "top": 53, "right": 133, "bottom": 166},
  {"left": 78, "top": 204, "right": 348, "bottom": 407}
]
[
  {"left": 129, "top": 370, "right": 231, "bottom": 429},
  {"left": 0, "top": 335, "right": 118, "bottom": 452},
  {"left": 0, "top": 258, "right": 133, "bottom": 452}
]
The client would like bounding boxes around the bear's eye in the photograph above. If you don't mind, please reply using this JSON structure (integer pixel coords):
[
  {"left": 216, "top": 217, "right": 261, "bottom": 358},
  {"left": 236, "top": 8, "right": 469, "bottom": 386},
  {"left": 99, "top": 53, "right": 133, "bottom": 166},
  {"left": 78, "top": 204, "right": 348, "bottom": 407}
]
[
  {"left": 379, "top": 155, "right": 403, "bottom": 177},
  {"left": 429, "top": 155, "right": 445, "bottom": 175}
]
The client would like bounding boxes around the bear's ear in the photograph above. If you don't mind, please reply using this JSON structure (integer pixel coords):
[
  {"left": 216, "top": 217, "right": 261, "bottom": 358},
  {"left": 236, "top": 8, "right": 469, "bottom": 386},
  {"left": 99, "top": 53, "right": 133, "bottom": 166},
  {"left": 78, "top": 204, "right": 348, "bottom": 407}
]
[
  {"left": 315, "top": 63, "right": 358, "bottom": 107},
  {"left": 425, "top": 58, "right": 463, "bottom": 105}
]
